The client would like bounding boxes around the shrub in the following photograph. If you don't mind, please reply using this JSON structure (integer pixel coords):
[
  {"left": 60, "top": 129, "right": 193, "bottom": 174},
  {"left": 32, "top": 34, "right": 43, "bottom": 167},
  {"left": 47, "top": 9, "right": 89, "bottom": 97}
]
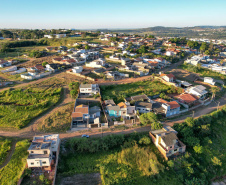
[{"left": 138, "top": 136, "right": 151, "bottom": 145}]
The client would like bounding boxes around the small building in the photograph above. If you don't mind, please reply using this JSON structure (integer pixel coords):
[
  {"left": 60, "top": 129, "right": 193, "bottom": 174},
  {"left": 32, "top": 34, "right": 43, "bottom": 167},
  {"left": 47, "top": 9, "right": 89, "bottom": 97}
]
[
  {"left": 186, "top": 85, "right": 208, "bottom": 99},
  {"left": 106, "top": 105, "right": 121, "bottom": 117},
  {"left": 79, "top": 84, "right": 100, "bottom": 95},
  {"left": 175, "top": 93, "right": 198, "bottom": 108},
  {"left": 149, "top": 126, "right": 186, "bottom": 160},
  {"left": 118, "top": 102, "right": 136, "bottom": 119},
  {"left": 161, "top": 73, "right": 175, "bottom": 82},
  {"left": 204, "top": 77, "right": 216, "bottom": 86},
  {"left": 135, "top": 101, "right": 153, "bottom": 113},
  {"left": 104, "top": 99, "right": 116, "bottom": 106},
  {"left": 126, "top": 94, "right": 151, "bottom": 103},
  {"left": 71, "top": 104, "right": 89, "bottom": 125},
  {"left": 72, "top": 66, "right": 83, "bottom": 73}
]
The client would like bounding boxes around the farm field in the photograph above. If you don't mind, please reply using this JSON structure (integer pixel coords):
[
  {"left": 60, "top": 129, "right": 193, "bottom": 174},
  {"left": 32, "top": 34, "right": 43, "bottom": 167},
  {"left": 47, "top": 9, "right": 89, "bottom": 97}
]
[
  {"left": 100, "top": 79, "right": 183, "bottom": 104},
  {"left": 0, "top": 78, "right": 62, "bottom": 129},
  {"left": 0, "top": 140, "right": 30, "bottom": 185}
]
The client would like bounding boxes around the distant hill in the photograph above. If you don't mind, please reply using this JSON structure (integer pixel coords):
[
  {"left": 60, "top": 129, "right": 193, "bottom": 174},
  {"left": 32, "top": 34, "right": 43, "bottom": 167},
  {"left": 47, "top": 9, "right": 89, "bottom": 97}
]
[{"left": 96, "top": 26, "right": 226, "bottom": 39}]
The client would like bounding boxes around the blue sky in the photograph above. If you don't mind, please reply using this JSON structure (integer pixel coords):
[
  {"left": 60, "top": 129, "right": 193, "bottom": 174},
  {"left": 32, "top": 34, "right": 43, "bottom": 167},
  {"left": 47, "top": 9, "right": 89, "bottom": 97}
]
[{"left": 0, "top": 0, "right": 225, "bottom": 29}]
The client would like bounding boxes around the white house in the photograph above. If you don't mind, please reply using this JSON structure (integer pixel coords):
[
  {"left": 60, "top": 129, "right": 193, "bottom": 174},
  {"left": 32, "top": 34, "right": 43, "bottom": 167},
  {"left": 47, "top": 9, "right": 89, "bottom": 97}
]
[
  {"left": 186, "top": 85, "right": 208, "bottom": 99},
  {"left": 79, "top": 84, "right": 100, "bottom": 95},
  {"left": 204, "top": 77, "right": 216, "bottom": 85},
  {"left": 44, "top": 34, "right": 66, "bottom": 39},
  {"left": 1, "top": 66, "right": 17, "bottom": 73},
  {"left": 27, "top": 134, "right": 60, "bottom": 170},
  {"left": 10, "top": 67, "right": 26, "bottom": 75},
  {"left": 72, "top": 66, "right": 83, "bottom": 73},
  {"left": 86, "top": 59, "right": 105, "bottom": 68}
]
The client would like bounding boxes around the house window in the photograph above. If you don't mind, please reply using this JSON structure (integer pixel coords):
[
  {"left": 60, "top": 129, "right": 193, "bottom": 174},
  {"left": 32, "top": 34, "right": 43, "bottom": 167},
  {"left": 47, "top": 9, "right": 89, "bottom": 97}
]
[
  {"left": 44, "top": 151, "right": 47, "bottom": 154},
  {"left": 42, "top": 162, "right": 46, "bottom": 164},
  {"left": 31, "top": 151, "right": 34, "bottom": 153},
  {"left": 31, "top": 163, "right": 34, "bottom": 165}
]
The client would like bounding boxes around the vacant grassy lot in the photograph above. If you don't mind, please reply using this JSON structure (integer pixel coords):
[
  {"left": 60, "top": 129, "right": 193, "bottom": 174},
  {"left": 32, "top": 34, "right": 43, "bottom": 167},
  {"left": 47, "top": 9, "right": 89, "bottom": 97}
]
[
  {"left": 57, "top": 133, "right": 182, "bottom": 185},
  {"left": 100, "top": 79, "right": 182, "bottom": 103},
  {"left": 0, "top": 138, "right": 11, "bottom": 166},
  {"left": 0, "top": 140, "right": 30, "bottom": 185},
  {"left": 0, "top": 45, "right": 47, "bottom": 58},
  {"left": 181, "top": 63, "right": 226, "bottom": 82},
  {"left": 0, "top": 78, "right": 62, "bottom": 129},
  {"left": 38, "top": 102, "right": 74, "bottom": 132}
]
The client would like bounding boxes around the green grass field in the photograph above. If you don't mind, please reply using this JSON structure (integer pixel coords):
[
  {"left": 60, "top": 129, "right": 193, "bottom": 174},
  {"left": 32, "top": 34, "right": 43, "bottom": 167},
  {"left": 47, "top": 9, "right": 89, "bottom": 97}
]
[
  {"left": 0, "top": 79, "right": 62, "bottom": 129},
  {"left": 0, "top": 140, "right": 30, "bottom": 185},
  {"left": 100, "top": 79, "right": 182, "bottom": 104},
  {"left": 0, "top": 138, "right": 11, "bottom": 166}
]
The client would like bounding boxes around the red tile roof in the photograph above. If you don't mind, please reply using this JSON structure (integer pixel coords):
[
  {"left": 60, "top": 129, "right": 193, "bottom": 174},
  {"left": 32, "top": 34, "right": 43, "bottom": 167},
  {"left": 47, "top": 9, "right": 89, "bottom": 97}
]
[
  {"left": 167, "top": 101, "right": 180, "bottom": 109},
  {"left": 175, "top": 94, "right": 198, "bottom": 104},
  {"left": 35, "top": 64, "right": 45, "bottom": 70},
  {"left": 161, "top": 73, "right": 175, "bottom": 79},
  {"left": 154, "top": 98, "right": 168, "bottom": 104},
  {"left": 117, "top": 102, "right": 127, "bottom": 108}
]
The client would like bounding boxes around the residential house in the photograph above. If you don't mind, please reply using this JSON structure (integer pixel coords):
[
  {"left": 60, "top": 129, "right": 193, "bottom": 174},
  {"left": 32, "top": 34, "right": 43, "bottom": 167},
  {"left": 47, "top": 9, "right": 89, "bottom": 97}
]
[
  {"left": 204, "top": 77, "right": 216, "bottom": 85},
  {"left": 106, "top": 71, "right": 129, "bottom": 80},
  {"left": 186, "top": 85, "right": 208, "bottom": 99},
  {"left": 149, "top": 126, "right": 186, "bottom": 160},
  {"left": 162, "top": 101, "right": 180, "bottom": 117},
  {"left": 153, "top": 99, "right": 180, "bottom": 117},
  {"left": 175, "top": 93, "right": 198, "bottom": 108},
  {"left": 132, "top": 62, "right": 149, "bottom": 72},
  {"left": 72, "top": 66, "right": 83, "bottom": 73},
  {"left": 135, "top": 101, "right": 154, "bottom": 113},
  {"left": 79, "top": 84, "right": 100, "bottom": 95},
  {"left": 71, "top": 104, "right": 89, "bottom": 125},
  {"left": 118, "top": 102, "right": 136, "bottom": 119},
  {"left": 184, "top": 55, "right": 202, "bottom": 66},
  {"left": 27, "top": 134, "right": 60, "bottom": 170},
  {"left": 86, "top": 59, "right": 105, "bottom": 68},
  {"left": 34, "top": 64, "right": 45, "bottom": 72},
  {"left": 126, "top": 94, "right": 151, "bottom": 103},
  {"left": 46, "top": 64, "right": 60, "bottom": 72},
  {"left": 0, "top": 59, "right": 10, "bottom": 68},
  {"left": 161, "top": 73, "right": 175, "bottom": 82},
  {"left": 106, "top": 105, "right": 121, "bottom": 117},
  {"left": 104, "top": 99, "right": 116, "bottom": 106}
]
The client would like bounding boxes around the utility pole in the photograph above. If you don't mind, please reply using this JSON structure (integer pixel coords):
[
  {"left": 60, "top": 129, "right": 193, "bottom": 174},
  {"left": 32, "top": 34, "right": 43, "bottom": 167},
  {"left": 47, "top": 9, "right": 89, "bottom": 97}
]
[
  {"left": 217, "top": 101, "right": 220, "bottom": 111},
  {"left": 192, "top": 111, "right": 195, "bottom": 118},
  {"left": 101, "top": 124, "right": 103, "bottom": 138}
]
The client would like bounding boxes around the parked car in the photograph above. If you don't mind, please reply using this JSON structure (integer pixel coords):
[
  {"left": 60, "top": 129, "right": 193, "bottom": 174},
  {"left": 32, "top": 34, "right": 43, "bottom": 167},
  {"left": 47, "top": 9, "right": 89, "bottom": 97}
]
[{"left": 81, "top": 134, "right": 90, "bottom": 138}]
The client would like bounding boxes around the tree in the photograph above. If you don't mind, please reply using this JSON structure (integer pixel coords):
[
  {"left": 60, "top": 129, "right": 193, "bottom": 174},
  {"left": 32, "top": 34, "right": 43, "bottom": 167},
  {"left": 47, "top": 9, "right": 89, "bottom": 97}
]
[
  {"left": 42, "top": 61, "right": 48, "bottom": 67},
  {"left": 193, "top": 145, "right": 203, "bottom": 154},
  {"left": 210, "top": 86, "right": 220, "bottom": 99},
  {"left": 139, "top": 136, "right": 151, "bottom": 145},
  {"left": 140, "top": 112, "right": 158, "bottom": 126},
  {"left": 200, "top": 42, "right": 208, "bottom": 53},
  {"left": 85, "top": 45, "right": 90, "bottom": 50},
  {"left": 211, "top": 156, "right": 222, "bottom": 166}
]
